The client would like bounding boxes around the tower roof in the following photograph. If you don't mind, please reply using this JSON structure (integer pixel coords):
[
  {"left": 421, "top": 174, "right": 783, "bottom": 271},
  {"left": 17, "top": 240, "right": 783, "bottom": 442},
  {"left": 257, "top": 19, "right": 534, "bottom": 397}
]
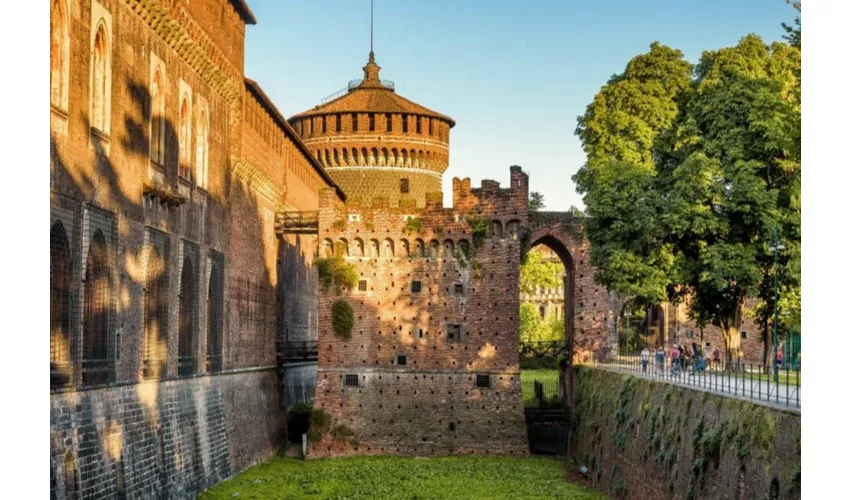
[{"left": 289, "top": 53, "right": 456, "bottom": 127}]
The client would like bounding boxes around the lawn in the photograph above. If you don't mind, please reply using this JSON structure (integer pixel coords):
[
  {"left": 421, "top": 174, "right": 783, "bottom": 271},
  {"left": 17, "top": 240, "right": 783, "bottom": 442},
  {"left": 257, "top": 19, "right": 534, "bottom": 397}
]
[{"left": 199, "top": 456, "right": 604, "bottom": 500}]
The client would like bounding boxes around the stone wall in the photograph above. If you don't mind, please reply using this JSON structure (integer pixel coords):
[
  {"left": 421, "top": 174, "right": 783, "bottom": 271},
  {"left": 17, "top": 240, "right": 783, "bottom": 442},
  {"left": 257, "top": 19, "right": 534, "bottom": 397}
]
[
  {"left": 570, "top": 366, "right": 801, "bottom": 500},
  {"left": 50, "top": 369, "right": 284, "bottom": 500}
]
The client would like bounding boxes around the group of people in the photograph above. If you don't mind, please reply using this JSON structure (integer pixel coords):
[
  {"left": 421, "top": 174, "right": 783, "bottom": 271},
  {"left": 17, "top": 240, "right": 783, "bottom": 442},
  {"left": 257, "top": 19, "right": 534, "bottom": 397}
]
[{"left": 639, "top": 343, "right": 722, "bottom": 375}]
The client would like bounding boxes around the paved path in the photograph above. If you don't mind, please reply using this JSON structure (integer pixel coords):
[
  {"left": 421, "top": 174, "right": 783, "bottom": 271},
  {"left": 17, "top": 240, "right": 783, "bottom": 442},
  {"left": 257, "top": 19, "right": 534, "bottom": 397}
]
[{"left": 587, "top": 361, "right": 801, "bottom": 412}]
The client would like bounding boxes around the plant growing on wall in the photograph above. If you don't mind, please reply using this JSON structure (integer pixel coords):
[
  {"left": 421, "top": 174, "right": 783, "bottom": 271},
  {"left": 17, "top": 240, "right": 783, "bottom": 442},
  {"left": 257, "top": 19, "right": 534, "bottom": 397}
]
[
  {"left": 403, "top": 217, "right": 423, "bottom": 235},
  {"left": 316, "top": 248, "right": 358, "bottom": 295},
  {"left": 465, "top": 215, "right": 491, "bottom": 248},
  {"left": 331, "top": 299, "right": 354, "bottom": 339},
  {"left": 332, "top": 219, "right": 347, "bottom": 231}
]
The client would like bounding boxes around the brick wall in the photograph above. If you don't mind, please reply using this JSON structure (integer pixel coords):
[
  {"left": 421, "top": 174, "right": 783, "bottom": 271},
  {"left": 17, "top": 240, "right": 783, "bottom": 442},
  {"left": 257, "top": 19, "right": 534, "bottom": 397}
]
[
  {"left": 50, "top": 369, "right": 283, "bottom": 500},
  {"left": 309, "top": 168, "right": 531, "bottom": 456},
  {"left": 570, "top": 367, "right": 800, "bottom": 499},
  {"left": 49, "top": 1, "right": 340, "bottom": 498}
]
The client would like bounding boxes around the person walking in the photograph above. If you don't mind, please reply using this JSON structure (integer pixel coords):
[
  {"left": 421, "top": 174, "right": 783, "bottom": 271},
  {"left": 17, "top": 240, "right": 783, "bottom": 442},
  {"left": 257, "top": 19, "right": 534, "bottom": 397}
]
[
  {"left": 640, "top": 347, "right": 650, "bottom": 374},
  {"left": 670, "top": 345, "right": 681, "bottom": 375},
  {"left": 712, "top": 347, "right": 721, "bottom": 370}
]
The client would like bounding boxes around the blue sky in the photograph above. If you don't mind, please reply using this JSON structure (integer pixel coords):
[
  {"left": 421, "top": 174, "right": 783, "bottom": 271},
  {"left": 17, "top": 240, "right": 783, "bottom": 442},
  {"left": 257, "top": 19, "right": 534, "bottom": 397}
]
[{"left": 243, "top": 1, "right": 795, "bottom": 211}]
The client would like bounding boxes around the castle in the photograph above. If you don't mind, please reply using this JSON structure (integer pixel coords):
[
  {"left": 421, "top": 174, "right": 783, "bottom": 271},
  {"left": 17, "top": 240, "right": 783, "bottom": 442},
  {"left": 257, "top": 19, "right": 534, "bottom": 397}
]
[{"left": 47, "top": 1, "right": 675, "bottom": 498}]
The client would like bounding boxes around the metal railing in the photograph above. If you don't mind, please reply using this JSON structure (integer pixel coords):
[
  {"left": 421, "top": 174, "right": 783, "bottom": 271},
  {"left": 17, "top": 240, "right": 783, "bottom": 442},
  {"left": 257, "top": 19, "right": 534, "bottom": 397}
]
[
  {"left": 519, "top": 341, "right": 568, "bottom": 358},
  {"left": 275, "top": 211, "right": 318, "bottom": 235},
  {"left": 586, "top": 353, "right": 801, "bottom": 410},
  {"left": 522, "top": 377, "right": 564, "bottom": 408}
]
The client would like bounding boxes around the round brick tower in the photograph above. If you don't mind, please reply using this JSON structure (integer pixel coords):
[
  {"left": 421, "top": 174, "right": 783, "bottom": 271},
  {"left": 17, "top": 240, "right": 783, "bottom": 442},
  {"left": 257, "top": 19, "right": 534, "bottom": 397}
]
[{"left": 288, "top": 52, "right": 455, "bottom": 207}]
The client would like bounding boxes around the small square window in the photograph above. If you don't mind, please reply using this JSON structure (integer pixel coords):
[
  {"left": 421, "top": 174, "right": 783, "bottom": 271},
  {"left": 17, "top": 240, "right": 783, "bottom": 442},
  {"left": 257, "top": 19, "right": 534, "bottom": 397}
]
[
  {"left": 475, "top": 374, "right": 491, "bottom": 388},
  {"left": 705, "top": 342, "right": 712, "bottom": 348},
  {"left": 397, "top": 355, "right": 407, "bottom": 366},
  {"left": 358, "top": 280, "right": 367, "bottom": 291},
  {"left": 411, "top": 281, "right": 422, "bottom": 293},
  {"left": 741, "top": 331, "right": 749, "bottom": 340},
  {"left": 447, "top": 324, "right": 462, "bottom": 343},
  {"left": 454, "top": 283, "right": 464, "bottom": 295},
  {"left": 400, "top": 178, "right": 410, "bottom": 194},
  {"left": 344, "top": 374, "right": 359, "bottom": 387}
]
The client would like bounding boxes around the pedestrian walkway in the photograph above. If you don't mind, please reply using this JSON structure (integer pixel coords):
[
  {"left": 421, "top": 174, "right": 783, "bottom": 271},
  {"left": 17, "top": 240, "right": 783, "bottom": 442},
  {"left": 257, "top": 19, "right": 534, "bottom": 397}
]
[{"left": 584, "top": 355, "right": 801, "bottom": 412}]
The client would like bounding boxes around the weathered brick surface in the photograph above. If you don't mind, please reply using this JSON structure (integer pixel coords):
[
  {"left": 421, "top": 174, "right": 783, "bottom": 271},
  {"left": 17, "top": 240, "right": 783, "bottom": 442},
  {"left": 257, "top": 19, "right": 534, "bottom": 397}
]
[
  {"left": 50, "top": 369, "right": 283, "bottom": 500},
  {"left": 50, "top": 1, "right": 340, "bottom": 498},
  {"left": 570, "top": 367, "right": 800, "bottom": 500},
  {"left": 310, "top": 168, "right": 532, "bottom": 456}
]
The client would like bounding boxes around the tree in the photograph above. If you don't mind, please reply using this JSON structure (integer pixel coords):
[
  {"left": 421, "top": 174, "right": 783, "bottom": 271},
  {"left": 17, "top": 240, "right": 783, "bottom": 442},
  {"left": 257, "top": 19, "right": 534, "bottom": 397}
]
[
  {"left": 529, "top": 191, "right": 545, "bottom": 212},
  {"left": 782, "top": 1, "right": 801, "bottom": 48},
  {"left": 520, "top": 249, "right": 563, "bottom": 295},
  {"left": 574, "top": 36, "right": 800, "bottom": 364}
]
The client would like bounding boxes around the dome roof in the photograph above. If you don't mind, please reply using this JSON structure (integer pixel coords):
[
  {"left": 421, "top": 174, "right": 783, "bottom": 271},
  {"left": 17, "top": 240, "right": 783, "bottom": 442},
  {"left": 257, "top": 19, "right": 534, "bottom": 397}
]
[{"left": 289, "top": 53, "right": 455, "bottom": 127}]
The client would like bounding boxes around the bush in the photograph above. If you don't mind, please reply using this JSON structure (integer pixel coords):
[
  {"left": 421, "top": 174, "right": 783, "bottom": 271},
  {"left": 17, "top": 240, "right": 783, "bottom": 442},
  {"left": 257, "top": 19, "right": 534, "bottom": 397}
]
[
  {"left": 403, "top": 217, "right": 423, "bottom": 235},
  {"left": 465, "top": 215, "right": 491, "bottom": 247},
  {"left": 316, "top": 254, "right": 358, "bottom": 294},
  {"left": 331, "top": 299, "right": 354, "bottom": 339}
]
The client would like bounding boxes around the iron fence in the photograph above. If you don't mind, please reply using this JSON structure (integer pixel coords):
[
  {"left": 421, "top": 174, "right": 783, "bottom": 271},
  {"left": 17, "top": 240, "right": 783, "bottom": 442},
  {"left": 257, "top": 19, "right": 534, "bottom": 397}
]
[
  {"left": 586, "top": 353, "right": 801, "bottom": 410},
  {"left": 519, "top": 341, "right": 568, "bottom": 358},
  {"left": 522, "top": 377, "right": 564, "bottom": 408}
]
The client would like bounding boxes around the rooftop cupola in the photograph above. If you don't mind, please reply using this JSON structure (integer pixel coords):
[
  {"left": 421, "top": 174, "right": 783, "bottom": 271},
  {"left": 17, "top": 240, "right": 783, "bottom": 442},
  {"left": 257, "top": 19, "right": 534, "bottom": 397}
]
[{"left": 359, "top": 51, "right": 384, "bottom": 88}]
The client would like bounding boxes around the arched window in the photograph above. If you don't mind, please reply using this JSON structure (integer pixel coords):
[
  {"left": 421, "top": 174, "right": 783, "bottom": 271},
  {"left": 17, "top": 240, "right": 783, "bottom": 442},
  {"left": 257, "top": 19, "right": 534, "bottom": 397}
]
[
  {"left": 369, "top": 239, "right": 380, "bottom": 258},
  {"left": 321, "top": 239, "right": 334, "bottom": 258},
  {"left": 51, "top": 221, "right": 72, "bottom": 387},
  {"left": 50, "top": 0, "right": 69, "bottom": 110},
  {"left": 142, "top": 246, "right": 167, "bottom": 380},
  {"left": 196, "top": 108, "right": 209, "bottom": 189},
  {"left": 337, "top": 238, "right": 350, "bottom": 257},
  {"left": 83, "top": 231, "right": 111, "bottom": 385},
  {"left": 383, "top": 238, "right": 394, "bottom": 257},
  {"left": 90, "top": 23, "right": 110, "bottom": 132},
  {"left": 178, "top": 257, "right": 196, "bottom": 376},
  {"left": 492, "top": 220, "right": 503, "bottom": 238},
  {"left": 150, "top": 67, "right": 165, "bottom": 165},
  {"left": 206, "top": 263, "right": 223, "bottom": 373},
  {"left": 399, "top": 239, "right": 410, "bottom": 257},
  {"left": 178, "top": 97, "right": 191, "bottom": 180},
  {"left": 429, "top": 240, "right": 440, "bottom": 259},
  {"left": 353, "top": 238, "right": 364, "bottom": 257},
  {"left": 415, "top": 239, "right": 426, "bottom": 257}
]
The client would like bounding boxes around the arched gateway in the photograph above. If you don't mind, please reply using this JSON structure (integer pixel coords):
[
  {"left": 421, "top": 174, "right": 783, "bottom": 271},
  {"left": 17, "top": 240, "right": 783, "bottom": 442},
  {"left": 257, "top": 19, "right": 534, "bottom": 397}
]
[{"left": 525, "top": 211, "right": 619, "bottom": 364}]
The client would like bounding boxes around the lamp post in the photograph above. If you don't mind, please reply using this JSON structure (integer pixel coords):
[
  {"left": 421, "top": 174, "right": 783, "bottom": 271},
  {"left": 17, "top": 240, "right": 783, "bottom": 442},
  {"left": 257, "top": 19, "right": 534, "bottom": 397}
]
[{"left": 768, "top": 227, "right": 785, "bottom": 383}]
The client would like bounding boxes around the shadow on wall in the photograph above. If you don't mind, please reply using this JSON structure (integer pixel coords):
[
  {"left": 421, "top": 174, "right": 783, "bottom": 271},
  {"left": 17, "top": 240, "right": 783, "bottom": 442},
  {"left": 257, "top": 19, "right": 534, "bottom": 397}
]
[{"left": 50, "top": 76, "right": 284, "bottom": 499}]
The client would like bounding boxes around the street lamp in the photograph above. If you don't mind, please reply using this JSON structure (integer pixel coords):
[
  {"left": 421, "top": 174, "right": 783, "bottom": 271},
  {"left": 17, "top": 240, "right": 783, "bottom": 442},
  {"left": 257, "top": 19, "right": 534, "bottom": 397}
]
[{"left": 768, "top": 227, "right": 785, "bottom": 383}]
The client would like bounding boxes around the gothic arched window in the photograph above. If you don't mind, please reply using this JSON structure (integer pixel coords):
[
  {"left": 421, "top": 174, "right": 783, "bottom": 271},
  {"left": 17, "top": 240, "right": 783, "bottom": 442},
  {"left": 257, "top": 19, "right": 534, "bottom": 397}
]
[
  {"left": 90, "top": 23, "right": 110, "bottom": 132},
  {"left": 150, "top": 67, "right": 165, "bottom": 165},
  {"left": 83, "top": 231, "right": 111, "bottom": 385},
  {"left": 207, "top": 263, "right": 223, "bottom": 373},
  {"left": 178, "top": 97, "right": 191, "bottom": 180},
  {"left": 51, "top": 221, "right": 72, "bottom": 387},
  {"left": 50, "top": 0, "right": 69, "bottom": 110},
  {"left": 142, "top": 246, "right": 167, "bottom": 379},
  {"left": 196, "top": 108, "right": 209, "bottom": 188},
  {"left": 178, "top": 257, "right": 196, "bottom": 376}
]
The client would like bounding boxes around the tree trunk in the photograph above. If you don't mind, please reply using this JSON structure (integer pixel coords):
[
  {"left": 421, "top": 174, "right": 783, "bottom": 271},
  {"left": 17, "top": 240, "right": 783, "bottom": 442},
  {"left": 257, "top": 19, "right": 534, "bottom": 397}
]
[{"left": 721, "top": 303, "right": 744, "bottom": 370}]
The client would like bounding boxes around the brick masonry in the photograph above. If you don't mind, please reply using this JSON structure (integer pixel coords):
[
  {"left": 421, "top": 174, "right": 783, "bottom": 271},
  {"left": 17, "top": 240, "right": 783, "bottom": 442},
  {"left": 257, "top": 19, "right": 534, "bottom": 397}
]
[
  {"left": 570, "top": 366, "right": 801, "bottom": 500},
  {"left": 50, "top": 1, "right": 341, "bottom": 498},
  {"left": 50, "top": 369, "right": 282, "bottom": 500}
]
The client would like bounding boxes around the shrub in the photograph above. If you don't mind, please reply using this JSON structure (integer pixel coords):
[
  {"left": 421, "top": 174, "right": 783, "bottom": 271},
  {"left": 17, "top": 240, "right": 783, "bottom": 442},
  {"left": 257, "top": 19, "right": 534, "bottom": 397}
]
[
  {"left": 403, "top": 217, "right": 423, "bottom": 235},
  {"left": 316, "top": 254, "right": 358, "bottom": 294},
  {"left": 331, "top": 299, "right": 354, "bottom": 339},
  {"left": 332, "top": 219, "right": 347, "bottom": 231},
  {"left": 465, "top": 215, "right": 491, "bottom": 247}
]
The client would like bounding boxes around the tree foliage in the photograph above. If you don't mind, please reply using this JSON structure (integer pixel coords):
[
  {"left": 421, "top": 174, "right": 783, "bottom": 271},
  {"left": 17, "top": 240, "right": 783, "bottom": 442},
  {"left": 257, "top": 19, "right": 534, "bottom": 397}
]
[
  {"left": 519, "top": 302, "right": 565, "bottom": 343},
  {"left": 529, "top": 192, "right": 546, "bottom": 212},
  {"left": 520, "top": 249, "right": 564, "bottom": 295},
  {"left": 574, "top": 34, "right": 801, "bottom": 361}
]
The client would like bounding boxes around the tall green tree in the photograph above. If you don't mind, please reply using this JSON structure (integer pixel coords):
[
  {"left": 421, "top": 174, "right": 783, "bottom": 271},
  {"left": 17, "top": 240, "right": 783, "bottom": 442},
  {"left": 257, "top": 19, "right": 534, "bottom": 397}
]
[
  {"left": 574, "top": 35, "right": 800, "bottom": 363},
  {"left": 529, "top": 192, "right": 545, "bottom": 212}
]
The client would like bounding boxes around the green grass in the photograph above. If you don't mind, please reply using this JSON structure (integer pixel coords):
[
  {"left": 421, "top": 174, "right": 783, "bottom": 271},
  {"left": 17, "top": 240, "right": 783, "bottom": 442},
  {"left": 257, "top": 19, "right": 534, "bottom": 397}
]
[{"left": 199, "top": 456, "right": 604, "bottom": 500}]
